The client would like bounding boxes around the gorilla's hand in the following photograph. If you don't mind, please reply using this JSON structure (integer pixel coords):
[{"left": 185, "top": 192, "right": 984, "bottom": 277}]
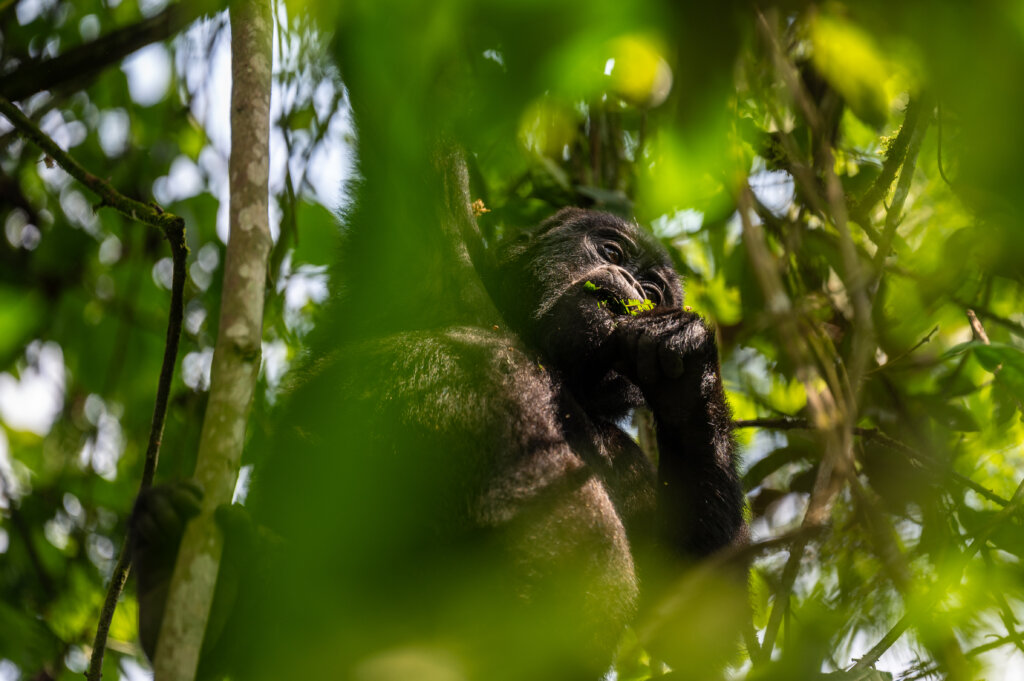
[
  {"left": 610, "top": 309, "right": 718, "bottom": 428},
  {"left": 130, "top": 480, "right": 203, "bottom": 660},
  {"left": 131, "top": 481, "right": 261, "bottom": 664},
  {"left": 131, "top": 480, "right": 203, "bottom": 559}
]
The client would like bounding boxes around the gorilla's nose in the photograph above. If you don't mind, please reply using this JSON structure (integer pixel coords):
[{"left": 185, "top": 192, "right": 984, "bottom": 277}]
[{"left": 611, "top": 267, "right": 645, "bottom": 301}]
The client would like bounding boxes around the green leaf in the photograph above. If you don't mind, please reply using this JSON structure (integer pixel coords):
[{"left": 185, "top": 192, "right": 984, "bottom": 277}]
[
  {"left": 976, "top": 344, "right": 1024, "bottom": 399},
  {"left": 992, "top": 382, "right": 1020, "bottom": 426},
  {"left": 618, "top": 298, "right": 655, "bottom": 315}
]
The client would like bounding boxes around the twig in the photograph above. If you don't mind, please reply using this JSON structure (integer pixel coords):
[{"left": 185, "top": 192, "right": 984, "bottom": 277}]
[
  {"left": 961, "top": 304, "right": 1024, "bottom": 340},
  {"left": 759, "top": 532, "right": 809, "bottom": 656},
  {"left": 86, "top": 188, "right": 186, "bottom": 681},
  {"left": 0, "top": 97, "right": 184, "bottom": 235},
  {"left": 869, "top": 325, "right": 939, "bottom": 373},
  {"left": 0, "top": 93, "right": 189, "bottom": 681},
  {"left": 851, "top": 612, "right": 912, "bottom": 672},
  {"left": 87, "top": 545, "right": 132, "bottom": 681},
  {"left": 756, "top": 6, "right": 872, "bottom": 414},
  {"left": 889, "top": 267, "right": 1024, "bottom": 341},
  {"left": 965, "top": 630, "right": 1024, "bottom": 658},
  {"left": 966, "top": 309, "right": 990, "bottom": 344},
  {"left": 967, "top": 309, "right": 1023, "bottom": 412},
  {"left": 735, "top": 418, "right": 1012, "bottom": 508},
  {"left": 981, "top": 548, "right": 1024, "bottom": 656},
  {"left": 852, "top": 475, "right": 1024, "bottom": 674},
  {"left": 848, "top": 477, "right": 969, "bottom": 679}
]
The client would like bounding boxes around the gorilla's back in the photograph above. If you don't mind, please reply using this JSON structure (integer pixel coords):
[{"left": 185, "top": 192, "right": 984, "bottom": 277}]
[{"left": 239, "top": 325, "right": 641, "bottom": 680}]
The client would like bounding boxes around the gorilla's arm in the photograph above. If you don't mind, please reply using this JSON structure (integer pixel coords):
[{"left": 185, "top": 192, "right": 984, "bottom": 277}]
[
  {"left": 612, "top": 309, "right": 747, "bottom": 558},
  {"left": 131, "top": 485, "right": 255, "bottom": 677}
]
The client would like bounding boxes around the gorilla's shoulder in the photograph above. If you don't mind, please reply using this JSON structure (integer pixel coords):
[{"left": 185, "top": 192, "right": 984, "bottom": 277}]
[{"left": 298, "top": 325, "right": 560, "bottom": 427}]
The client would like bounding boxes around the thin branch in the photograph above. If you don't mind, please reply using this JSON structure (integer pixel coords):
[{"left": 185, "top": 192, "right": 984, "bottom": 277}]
[
  {"left": 981, "top": 548, "right": 1024, "bottom": 656},
  {"left": 847, "top": 477, "right": 969, "bottom": 678},
  {"left": 851, "top": 612, "right": 912, "bottom": 672},
  {"left": 84, "top": 176, "right": 187, "bottom": 681},
  {"left": 966, "top": 630, "right": 1024, "bottom": 658},
  {"left": 735, "top": 418, "right": 1012, "bottom": 508},
  {"left": 868, "top": 325, "right": 939, "bottom": 374},
  {"left": 967, "top": 309, "right": 1024, "bottom": 412},
  {"left": 851, "top": 100, "right": 924, "bottom": 223},
  {"left": 755, "top": 7, "right": 872, "bottom": 413},
  {"left": 967, "top": 309, "right": 991, "bottom": 344},
  {"left": 0, "top": 3, "right": 214, "bottom": 101},
  {"left": 852, "top": 475, "right": 1024, "bottom": 673},
  {"left": 86, "top": 545, "right": 132, "bottom": 681},
  {"left": 889, "top": 267, "right": 1024, "bottom": 341},
  {"left": 759, "top": 533, "right": 809, "bottom": 657},
  {"left": 637, "top": 526, "right": 826, "bottom": 650},
  {"left": 871, "top": 100, "right": 929, "bottom": 278},
  {"left": 0, "top": 89, "right": 190, "bottom": 681},
  {"left": 0, "top": 96, "right": 183, "bottom": 235},
  {"left": 961, "top": 303, "right": 1024, "bottom": 340}
]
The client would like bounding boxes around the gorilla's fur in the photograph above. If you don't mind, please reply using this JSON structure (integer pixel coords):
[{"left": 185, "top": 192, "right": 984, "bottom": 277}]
[{"left": 133, "top": 205, "right": 746, "bottom": 680}]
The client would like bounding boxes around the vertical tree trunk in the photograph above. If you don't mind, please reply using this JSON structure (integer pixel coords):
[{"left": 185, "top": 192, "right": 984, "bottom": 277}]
[{"left": 151, "top": 1, "right": 272, "bottom": 678}]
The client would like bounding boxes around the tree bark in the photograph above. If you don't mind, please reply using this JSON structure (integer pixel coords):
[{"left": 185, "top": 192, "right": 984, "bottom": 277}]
[{"left": 151, "top": 1, "right": 272, "bottom": 679}]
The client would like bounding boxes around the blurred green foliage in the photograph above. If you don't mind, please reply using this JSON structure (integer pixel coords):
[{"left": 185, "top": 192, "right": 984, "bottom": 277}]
[{"left": 0, "top": 0, "right": 1023, "bottom": 679}]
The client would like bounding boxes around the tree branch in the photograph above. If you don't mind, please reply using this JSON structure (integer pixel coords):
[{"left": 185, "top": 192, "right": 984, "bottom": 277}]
[
  {"left": 870, "top": 98, "right": 929, "bottom": 279},
  {"left": 851, "top": 99, "right": 924, "bottom": 224},
  {"left": 735, "top": 417, "right": 1012, "bottom": 508},
  {"left": 0, "top": 2, "right": 219, "bottom": 101},
  {"left": 0, "top": 96, "right": 183, "bottom": 235},
  {"left": 153, "top": 1, "right": 273, "bottom": 678},
  {"left": 851, "top": 475, "right": 1024, "bottom": 674},
  {"left": 0, "top": 81, "right": 190, "bottom": 681}
]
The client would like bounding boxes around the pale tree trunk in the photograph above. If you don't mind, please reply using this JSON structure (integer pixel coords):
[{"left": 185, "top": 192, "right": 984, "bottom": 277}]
[{"left": 152, "top": 1, "right": 272, "bottom": 678}]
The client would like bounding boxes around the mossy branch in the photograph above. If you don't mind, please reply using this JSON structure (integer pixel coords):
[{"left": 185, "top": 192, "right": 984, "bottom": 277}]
[
  {"left": 0, "top": 94, "right": 189, "bottom": 681},
  {"left": 850, "top": 98, "right": 924, "bottom": 225}
]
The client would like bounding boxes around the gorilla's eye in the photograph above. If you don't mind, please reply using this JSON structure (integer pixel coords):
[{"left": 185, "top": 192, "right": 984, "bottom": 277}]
[
  {"left": 600, "top": 242, "right": 624, "bottom": 265},
  {"left": 642, "top": 282, "right": 664, "bottom": 305}
]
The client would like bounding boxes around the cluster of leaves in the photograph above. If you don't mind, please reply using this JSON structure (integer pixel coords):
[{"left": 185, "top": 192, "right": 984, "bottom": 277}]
[
  {"left": 584, "top": 280, "right": 656, "bottom": 316},
  {"left": 1, "top": 1, "right": 1023, "bottom": 680}
]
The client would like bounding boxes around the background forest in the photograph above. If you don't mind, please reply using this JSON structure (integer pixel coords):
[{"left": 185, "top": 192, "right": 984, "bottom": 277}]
[{"left": 2, "top": 0, "right": 1024, "bottom": 680}]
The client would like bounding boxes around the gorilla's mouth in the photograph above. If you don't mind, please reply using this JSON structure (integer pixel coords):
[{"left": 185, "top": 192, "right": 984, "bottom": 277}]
[{"left": 582, "top": 280, "right": 655, "bottom": 317}]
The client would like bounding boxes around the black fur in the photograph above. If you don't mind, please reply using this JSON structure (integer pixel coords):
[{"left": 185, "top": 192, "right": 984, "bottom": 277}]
[{"left": 133, "top": 207, "right": 746, "bottom": 680}]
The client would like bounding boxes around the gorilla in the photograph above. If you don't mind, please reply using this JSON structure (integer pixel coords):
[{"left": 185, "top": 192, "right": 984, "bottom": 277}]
[{"left": 132, "top": 206, "right": 747, "bottom": 681}]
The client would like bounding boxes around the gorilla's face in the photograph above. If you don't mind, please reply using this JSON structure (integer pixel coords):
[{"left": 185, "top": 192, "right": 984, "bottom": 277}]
[{"left": 494, "top": 208, "right": 683, "bottom": 413}]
